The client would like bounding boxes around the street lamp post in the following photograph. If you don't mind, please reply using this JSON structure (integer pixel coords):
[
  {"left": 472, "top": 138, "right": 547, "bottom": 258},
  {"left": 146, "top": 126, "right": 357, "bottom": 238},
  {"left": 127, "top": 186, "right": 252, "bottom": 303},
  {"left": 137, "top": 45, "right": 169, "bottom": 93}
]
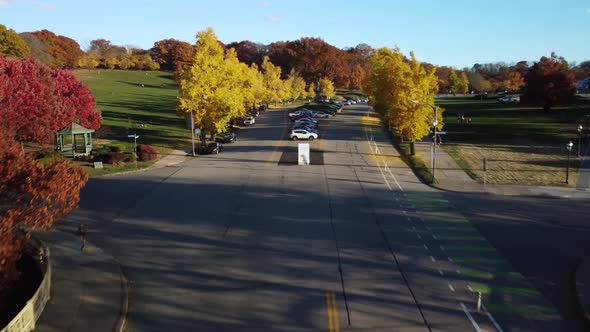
[
  {"left": 432, "top": 118, "right": 438, "bottom": 183},
  {"left": 565, "top": 141, "right": 573, "bottom": 184},
  {"left": 578, "top": 125, "right": 583, "bottom": 157},
  {"left": 411, "top": 99, "right": 438, "bottom": 183},
  {"left": 190, "top": 101, "right": 195, "bottom": 157}
]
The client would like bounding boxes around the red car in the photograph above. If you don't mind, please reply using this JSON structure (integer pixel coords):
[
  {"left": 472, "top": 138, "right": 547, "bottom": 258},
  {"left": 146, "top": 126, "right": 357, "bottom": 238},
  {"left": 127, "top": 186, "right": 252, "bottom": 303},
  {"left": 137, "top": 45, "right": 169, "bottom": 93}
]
[{"left": 291, "top": 115, "right": 313, "bottom": 122}]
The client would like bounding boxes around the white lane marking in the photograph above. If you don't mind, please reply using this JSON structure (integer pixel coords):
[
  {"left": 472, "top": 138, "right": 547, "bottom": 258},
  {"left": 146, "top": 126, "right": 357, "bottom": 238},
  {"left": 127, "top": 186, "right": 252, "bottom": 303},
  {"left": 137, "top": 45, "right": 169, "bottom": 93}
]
[
  {"left": 448, "top": 257, "right": 454, "bottom": 263},
  {"left": 376, "top": 162, "right": 393, "bottom": 191},
  {"left": 384, "top": 162, "right": 404, "bottom": 191},
  {"left": 438, "top": 269, "right": 444, "bottom": 276},
  {"left": 467, "top": 285, "right": 473, "bottom": 292},
  {"left": 407, "top": 217, "right": 412, "bottom": 221},
  {"left": 456, "top": 270, "right": 462, "bottom": 275},
  {"left": 366, "top": 127, "right": 404, "bottom": 192},
  {"left": 432, "top": 234, "right": 437, "bottom": 240},
  {"left": 440, "top": 245, "right": 446, "bottom": 251},
  {"left": 417, "top": 234, "right": 422, "bottom": 239},
  {"left": 402, "top": 211, "right": 407, "bottom": 215},
  {"left": 482, "top": 304, "right": 505, "bottom": 332},
  {"left": 423, "top": 244, "right": 429, "bottom": 250},
  {"left": 430, "top": 256, "right": 436, "bottom": 262},
  {"left": 412, "top": 226, "right": 417, "bottom": 231},
  {"left": 448, "top": 283, "right": 455, "bottom": 292},
  {"left": 460, "top": 302, "right": 483, "bottom": 332}
]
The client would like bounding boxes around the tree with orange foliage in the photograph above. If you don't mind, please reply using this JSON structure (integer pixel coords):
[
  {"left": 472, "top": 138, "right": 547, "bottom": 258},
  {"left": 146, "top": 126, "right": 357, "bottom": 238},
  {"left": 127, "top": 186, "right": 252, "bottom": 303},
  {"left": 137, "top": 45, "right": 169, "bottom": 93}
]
[
  {"left": 522, "top": 53, "right": 576, "bottom": 111},
  {"left": 0, "top": 133, "right": 88, "bottom": 295},
  {"left": 30, "top": 30, "right": 83, "bottom": 68},
  {"left": 150, "top": 39, "right": 194, "bottom": 71}
]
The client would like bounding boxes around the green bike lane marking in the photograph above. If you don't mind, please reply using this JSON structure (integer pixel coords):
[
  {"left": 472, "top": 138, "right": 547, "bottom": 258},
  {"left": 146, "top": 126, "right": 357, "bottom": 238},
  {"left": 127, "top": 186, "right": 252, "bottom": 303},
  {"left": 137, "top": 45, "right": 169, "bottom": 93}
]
[{"left": 404, "top": 191, "right": 561, "bottom": 320}]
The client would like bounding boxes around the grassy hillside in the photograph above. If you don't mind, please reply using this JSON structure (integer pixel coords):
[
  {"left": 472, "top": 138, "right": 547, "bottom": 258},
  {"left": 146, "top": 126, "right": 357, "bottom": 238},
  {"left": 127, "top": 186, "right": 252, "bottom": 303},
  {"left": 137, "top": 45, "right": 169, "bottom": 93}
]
[{"left": 74, "top": 70, "right": 190, "bottom": 152}]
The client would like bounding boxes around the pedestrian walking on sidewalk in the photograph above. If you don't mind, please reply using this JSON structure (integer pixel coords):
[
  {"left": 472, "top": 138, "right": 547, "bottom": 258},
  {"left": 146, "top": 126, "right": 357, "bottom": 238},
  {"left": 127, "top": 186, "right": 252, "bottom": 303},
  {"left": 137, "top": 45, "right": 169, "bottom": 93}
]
[{"left": 78, "top": 223, "right": 87, "bottom": 251}]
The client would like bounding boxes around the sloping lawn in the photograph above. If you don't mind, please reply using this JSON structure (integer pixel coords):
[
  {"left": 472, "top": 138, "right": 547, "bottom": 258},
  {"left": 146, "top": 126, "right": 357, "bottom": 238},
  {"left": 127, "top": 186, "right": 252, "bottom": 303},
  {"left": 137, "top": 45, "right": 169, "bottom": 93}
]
[{"left": 74, "top": 70, "right": 190, "bottom": 153}]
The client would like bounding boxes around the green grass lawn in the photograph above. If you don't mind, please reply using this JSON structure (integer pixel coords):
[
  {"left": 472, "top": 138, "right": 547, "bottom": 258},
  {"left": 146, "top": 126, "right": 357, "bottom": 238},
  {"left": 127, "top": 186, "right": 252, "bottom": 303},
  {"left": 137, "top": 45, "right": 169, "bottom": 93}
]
[
  {"left": 74, "top": 70, "right": 190, "bottom": 153},
  {"left": 437, "top": 96, "right": 590, "bottom": 145},
  {"left": 434, "top": 95, "right": 589, "bottom": 185}
]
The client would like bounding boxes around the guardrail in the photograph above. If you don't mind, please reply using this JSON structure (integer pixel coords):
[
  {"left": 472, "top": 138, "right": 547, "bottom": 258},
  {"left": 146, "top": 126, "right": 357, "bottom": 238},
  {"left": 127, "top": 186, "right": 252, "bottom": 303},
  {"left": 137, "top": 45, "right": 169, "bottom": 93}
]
[{"left": 1, "top": 238, "right": 51, "bottom": 332}]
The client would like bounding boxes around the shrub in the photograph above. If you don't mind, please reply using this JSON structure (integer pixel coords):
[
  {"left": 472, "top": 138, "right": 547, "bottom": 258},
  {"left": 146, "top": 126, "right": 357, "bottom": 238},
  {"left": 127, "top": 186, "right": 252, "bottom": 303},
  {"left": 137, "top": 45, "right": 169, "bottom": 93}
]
[
  {"left": 101, "top": 152, "right": 127, "bottom": 165},
  {"left": 107, "top": 144, "right": 126, "bottom": 153},
  {"left": 137, "top": 144, "right": 158, "bottom": 161}
]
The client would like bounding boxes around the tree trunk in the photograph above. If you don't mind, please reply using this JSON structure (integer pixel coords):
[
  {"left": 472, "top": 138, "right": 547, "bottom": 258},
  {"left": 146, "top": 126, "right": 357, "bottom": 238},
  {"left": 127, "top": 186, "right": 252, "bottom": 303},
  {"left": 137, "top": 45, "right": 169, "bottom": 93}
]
[{"left": 410, "top": 141, "right": 415, "bottom": 155}]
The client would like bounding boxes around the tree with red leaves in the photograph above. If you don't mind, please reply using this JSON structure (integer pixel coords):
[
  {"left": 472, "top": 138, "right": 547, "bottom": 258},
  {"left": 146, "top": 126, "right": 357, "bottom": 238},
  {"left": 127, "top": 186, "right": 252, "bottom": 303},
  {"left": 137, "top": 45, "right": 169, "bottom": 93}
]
[
  {"left": 522, "top": 53, "right": 576, "bottom": 111},
  {"left": 0, "top": 132, "right": 88, "bottom": 296},
  {"left": 0, "top": 57, "right": 58, "bottom": 143},
  {"left": 51, "top": 69, "right": 102, "bottom": 130},
  {"left": 0, "top": 56, "right": 101, "bottom": 144}
]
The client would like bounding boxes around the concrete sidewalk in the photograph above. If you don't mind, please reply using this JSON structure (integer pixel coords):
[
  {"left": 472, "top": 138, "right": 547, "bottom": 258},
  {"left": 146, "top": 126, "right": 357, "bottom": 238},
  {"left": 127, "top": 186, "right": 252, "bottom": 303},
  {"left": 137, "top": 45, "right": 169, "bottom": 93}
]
[
  {"left": 152, "top": 148, "right": 192, "bottom": 168},
  {"left": 33, "top": 224, "right": 127, "bottom": 332}
]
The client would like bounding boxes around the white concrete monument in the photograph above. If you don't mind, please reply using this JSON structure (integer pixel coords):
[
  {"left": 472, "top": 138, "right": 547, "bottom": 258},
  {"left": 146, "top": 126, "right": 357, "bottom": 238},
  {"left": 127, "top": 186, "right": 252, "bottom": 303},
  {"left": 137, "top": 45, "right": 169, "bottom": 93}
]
[{"left": 298, "top": 143, "right": 310, "bottom": 165}]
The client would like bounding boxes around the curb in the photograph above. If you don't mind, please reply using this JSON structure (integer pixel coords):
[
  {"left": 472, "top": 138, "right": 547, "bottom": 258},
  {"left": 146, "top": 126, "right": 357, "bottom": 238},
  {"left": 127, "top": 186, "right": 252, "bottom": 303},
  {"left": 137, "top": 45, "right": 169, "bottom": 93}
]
[
  {"left": 429, "top": 183, "right": 575, "bottom": 199},
  {"left": 100, "top": 153, "right": 192, "bottom": 178},
  {"left": 114, "top": 257, "right": 130, "bottom": 332},
  {"left": 575, "top": 258, "right": 590, "bottom": 322}
]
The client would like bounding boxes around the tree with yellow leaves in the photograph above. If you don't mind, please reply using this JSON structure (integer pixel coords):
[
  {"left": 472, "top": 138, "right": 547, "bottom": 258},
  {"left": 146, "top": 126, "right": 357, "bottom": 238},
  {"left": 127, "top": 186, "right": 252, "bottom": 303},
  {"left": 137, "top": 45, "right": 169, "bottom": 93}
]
[
  {"left": 363, "top": 47, "right": 441, "bottom": 154},
  {"left": 318, "top": 77, "right": 336, "bottom": 99},
  {"left": 248, "top": 63, "right": 266, "bottom": 108},
  {"left": 290, "top": 75, "right": 307, "bottom": 101},
  {"left": 261, "top": 56, "right": 283, "bottom": 106},
  {"left": 305, "top": 82, "right": 316, "bottom": 100},
  {"left": 177, "top": 28, "right": 251, "bottom": 143}
]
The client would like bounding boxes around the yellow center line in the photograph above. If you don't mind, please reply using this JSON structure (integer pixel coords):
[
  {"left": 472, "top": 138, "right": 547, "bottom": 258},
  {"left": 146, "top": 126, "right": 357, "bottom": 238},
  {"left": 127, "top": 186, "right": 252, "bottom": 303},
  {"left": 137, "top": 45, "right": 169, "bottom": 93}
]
[
  {"left": 265, "top": 111, "right": 290, "bottom": 165},
  {"left": 326, "top": 292, "right": 334, "bottom": 332},
  {"left": 326, "top": 291, "right": 339, "bottom": 332}
]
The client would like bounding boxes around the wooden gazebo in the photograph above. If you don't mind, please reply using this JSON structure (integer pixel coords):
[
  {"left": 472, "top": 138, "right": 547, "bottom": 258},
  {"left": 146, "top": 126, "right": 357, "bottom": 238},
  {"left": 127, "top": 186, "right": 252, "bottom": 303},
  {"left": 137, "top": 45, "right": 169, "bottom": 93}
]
[{"left": 55, "top": 123, "right": 95, "bottom": 157}]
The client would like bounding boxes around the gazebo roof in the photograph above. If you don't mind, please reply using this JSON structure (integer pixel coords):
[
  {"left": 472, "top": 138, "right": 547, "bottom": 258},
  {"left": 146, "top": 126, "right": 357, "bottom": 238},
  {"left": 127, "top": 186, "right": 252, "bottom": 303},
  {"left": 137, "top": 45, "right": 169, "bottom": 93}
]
[{"left": 57, "top": 123, "right": 95, "bottom": 135}]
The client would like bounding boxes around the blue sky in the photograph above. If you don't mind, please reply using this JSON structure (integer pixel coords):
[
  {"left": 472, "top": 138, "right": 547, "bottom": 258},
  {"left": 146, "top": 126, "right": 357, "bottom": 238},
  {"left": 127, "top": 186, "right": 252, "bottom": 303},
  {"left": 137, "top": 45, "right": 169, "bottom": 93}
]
[{"left": 1, "top": 0, "right": 588, "bottom": 68}]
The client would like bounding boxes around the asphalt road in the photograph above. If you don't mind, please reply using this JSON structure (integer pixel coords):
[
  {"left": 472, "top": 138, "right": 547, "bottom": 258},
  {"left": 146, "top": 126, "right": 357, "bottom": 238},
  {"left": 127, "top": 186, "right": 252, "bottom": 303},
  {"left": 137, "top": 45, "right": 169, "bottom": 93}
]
[{"left": 62, "top": 104, "right": 587, "bottom": 331}]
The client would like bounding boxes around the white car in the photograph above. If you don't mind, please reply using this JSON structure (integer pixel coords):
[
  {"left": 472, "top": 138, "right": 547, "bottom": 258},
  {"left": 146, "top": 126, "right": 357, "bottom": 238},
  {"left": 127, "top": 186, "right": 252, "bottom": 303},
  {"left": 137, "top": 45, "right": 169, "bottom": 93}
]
[
  {"left": 290, "top": 129, "right": 318, "bottom": 141},
  {"left": 498, "top": 95, "right": 520, "bottom": 103},
  {"left": 312, "top": 112, "right": 331, "bottom": 118},
  {"left": 242, "top": 116, "right": 255, "bottom": 125}
]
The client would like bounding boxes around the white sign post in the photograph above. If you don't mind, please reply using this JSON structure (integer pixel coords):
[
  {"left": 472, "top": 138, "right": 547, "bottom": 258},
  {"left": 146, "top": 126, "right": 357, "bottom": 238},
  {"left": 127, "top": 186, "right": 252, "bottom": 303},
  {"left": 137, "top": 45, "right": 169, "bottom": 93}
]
[
  {"left": 298, "top": 143, "right": 310, "bottom": 165},
  {"left": 128, "top": 134, "right": 139, "bottom": 167}
]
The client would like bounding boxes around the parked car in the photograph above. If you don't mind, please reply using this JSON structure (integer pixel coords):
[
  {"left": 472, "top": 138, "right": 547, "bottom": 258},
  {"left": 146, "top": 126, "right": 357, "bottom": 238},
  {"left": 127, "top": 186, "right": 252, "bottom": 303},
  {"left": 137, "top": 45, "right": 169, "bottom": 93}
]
[
  {"left": 215, "top": 132, "right": 237, "bottom": 143},
  {"left": 294, "top": 119, "right": 318, "bottom": 127},
  {"left": 290, "top": 129, "right": 318, "bottom": 141},
  {"left": 196, "top": 142, "right": 223, "bottom": 155},
  {"left": 241, "top": 116, "right": 256, "bottom": 125},
  {"left": 291, "top": 114, "right": 312, "bottom": 121},
  {"left": 293, "top": 116, "right": 317, "bottom": 124},
  {"left": 498, "top": 95, "right": 520, "bottom": 103},
  {"left": 292, "top": 125, "right": 318, "bottom": 133},
  {"left": 248, "top": 109, "right": 260, "bottom": 117},
  {"left": 312, "top": 111, "right": 331, "bottom": 118},
  {"left": 289, "top": 109, "right": 313, "bottom": 117},
  {"left": 258, "top": 105, "right": 267, "bottom": 112},
  {"left": 320, "top": 108, "right": 337, "bottom": 116}
]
